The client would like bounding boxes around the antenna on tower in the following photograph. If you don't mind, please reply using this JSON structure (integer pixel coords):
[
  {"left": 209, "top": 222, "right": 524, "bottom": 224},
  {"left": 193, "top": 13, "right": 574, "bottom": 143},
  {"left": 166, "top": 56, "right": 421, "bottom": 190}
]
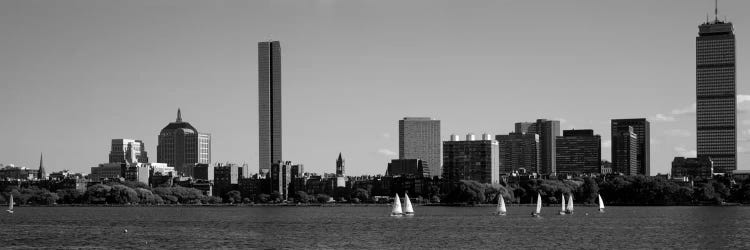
[{"left": 714, "top": 0, "right": 718, "bottom": 22}]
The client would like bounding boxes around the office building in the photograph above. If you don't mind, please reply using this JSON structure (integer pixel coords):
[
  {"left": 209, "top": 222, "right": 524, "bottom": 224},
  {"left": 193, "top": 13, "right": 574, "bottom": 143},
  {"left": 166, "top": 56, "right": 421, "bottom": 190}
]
[
  {"left": 611, "top": 119, "right": 650, "bottom": 175},
  {"left": 109, "top": 139, "right": 149, "bottom": 164},
  {"left": 555, "top": 129, "right": 601, "bottom": 175},
  {"left": 496, "top": 133, "right": 539, "bottom": 174},
  {"left": 671, "top": 156, "right": 713, "bottom": 180},
  {"left": 386, "top": 159, "right": 429, "bottom": 177},
  {"left": 442, "top": 134, "right": 499, "bottom": 184},
  {"left": 696, "top": 13, "right": 737, "bottom": 174},
  {"left": 612, "top": 126, "right": 638, "bottom": 175},
  {"left": 399, "top": 117, "right": 441, "bottom": 177},
  {"left": 157, "top": 109, "right": 211, "bottom": 177},
  {"left": 515, "top": 119, "right": 560, "bottom": 174},
  {"left": 259, "top": 41, "right": 283, "bottom": 175},
  {"left": 271, "top": 161, "right": 292, "bottom": 200}
]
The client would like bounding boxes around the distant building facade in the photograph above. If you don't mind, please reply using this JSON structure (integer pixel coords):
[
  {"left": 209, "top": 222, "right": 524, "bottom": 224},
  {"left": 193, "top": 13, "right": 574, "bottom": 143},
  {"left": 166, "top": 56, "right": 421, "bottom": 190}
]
[
  {"left": 442, "top": 134, "right": 500, "bottom": 184},
  {"left": 386, "top": 159, "right": 429, "bottom": 177},
  {"left": 271, "top": 161, "right": 292, "bottom": 200},
  {"left": 611, "top": 118, "right": 650, "bottom": 175},
  {"left": 258, "top": 41, "right": 283, "bottom": 176},
  {"left": 696, "top": 18, "right": 737, "bottom": 174},
  {"left": 157, "top": 109, "right": 211, "bottom": 177},
  {"left": 516, "top": 119, "right": 560, "bottom": 175},
  {"left": 671, "top": 156, "right": 713, "bottom": 180},
  {"left": 612, "top": 126, "right": 638, "bottom": 175},
  {"left": 399, "top": 117, "right": 441, "bottom": 177},
  {"left": 109, "top": 139, "right": 149, "bottom": 164},
  {"left": 555, "top": 129, "right": 601, "bottom": 175},
  {"left": 496, "top": 133, "right": 539, "bottom": 174}
]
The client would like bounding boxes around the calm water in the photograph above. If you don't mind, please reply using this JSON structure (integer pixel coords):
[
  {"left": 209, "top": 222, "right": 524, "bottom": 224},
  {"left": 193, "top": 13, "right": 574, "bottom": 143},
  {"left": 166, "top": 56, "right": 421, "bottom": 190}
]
[{"left": 1, "top": 205, "right": 750, "bottom": 249}]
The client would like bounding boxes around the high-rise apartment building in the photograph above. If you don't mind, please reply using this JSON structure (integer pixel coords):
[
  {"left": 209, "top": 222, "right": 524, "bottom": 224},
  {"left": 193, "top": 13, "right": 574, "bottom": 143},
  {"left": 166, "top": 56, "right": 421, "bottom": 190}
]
[
  {"left": 259, "top": 41, "right": 282, "bottom": 175},
  {"left": 399, "top": 117, "right": 441, "bottom": 177},
  {"left": 109, "top": 139, "right": 149, "bottom": 164},
  {"left": 612, "top": 126, "right": 638, "bottom": 175},
  {"left": 555, "top": 129, "right": 601, "bottom": 175},
  {"left": 442, "top": 134, "right": 499, "bottom": 184},
  {"left": 515, "top": 119, "right": 560, "bottom": 175},
  {"left": 157, "top": 109, "right": 211, "bottom": 176},
  {"left": 496, "top": 133, "right": 539, "bottom": 174},
  {"left": 611, "top": 118, "right": 650, "bottom": 175},
  {"left": 696, "top": 14, "right": 736, "bottom": 174}
]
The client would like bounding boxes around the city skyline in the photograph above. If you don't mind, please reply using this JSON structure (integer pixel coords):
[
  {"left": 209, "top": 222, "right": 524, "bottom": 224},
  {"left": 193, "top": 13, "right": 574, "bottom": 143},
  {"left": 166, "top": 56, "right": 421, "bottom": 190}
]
[{"left": 2, "top": 1, "right": 750, "bottom": 176}]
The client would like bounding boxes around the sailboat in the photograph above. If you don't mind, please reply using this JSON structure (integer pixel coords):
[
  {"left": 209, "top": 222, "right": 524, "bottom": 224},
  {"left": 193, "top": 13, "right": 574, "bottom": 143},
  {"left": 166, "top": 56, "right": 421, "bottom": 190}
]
[
  {"left": 403, "top": 193, "right": 414, "bottom": 216},
  {"left": 559, "top": 194, "right": 566, "bottom": 215},
  {"left": 565, "top": 193, "right": 574, "bottom": 214},
  {"left": 598, "top": 194, "right": 605, "bottom": 213},
  {"left": 496, "top": 195, "right": 507, "bottom": 216},
  {"left": 6, "top": 194, "right": 14, "bottom": 214},
  {"left": 531, "top": 193, "right": 541, "bottom": 217},
  {"left": 390, "top": 193, "right": 403, "bottom": 217}
]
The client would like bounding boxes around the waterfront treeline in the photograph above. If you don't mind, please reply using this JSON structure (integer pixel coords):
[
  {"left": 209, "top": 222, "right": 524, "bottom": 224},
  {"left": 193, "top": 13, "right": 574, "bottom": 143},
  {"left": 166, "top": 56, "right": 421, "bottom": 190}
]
[{"left": 2, "top": 175, "right": 750, "bottom": 206}]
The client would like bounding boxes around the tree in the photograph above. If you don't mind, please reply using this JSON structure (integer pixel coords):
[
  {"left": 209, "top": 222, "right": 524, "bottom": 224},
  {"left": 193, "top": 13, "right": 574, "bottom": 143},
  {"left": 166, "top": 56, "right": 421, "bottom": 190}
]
[
  {"left": 109, "top": 185, "right": 140, "bottom": 204},
  {"left": 352, "top": 188, "right": 370, "bottom": 203},
  {"left": 57, "top": 189, "right": 84, "bottom": 204},
  {"left": 579, "top": 177, "right": 599, "bottom": 204},
  {"left": 316, "top": 194, "right": 331, "bottom": 203},
  {"left": 85, "top": 184, "right": 112, "bottom": 204},
  {"left": 226, "top": 190, "right": 242, "bottom": 204},
  {"left": 270, "top": 191, "right": 282, "bottom": 202},
  {"left": 294, "top": 191, "right": 309, "bottom": 203},
  {"left": 256, "top": 193, "right": 270, "bottom": 203}
]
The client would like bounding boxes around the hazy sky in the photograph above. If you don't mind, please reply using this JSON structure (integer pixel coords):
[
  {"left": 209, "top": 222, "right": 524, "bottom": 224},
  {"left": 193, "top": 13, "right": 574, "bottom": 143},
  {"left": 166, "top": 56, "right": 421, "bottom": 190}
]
[{"left": 1, "top": 0, "right": 749, "bottom": 176}]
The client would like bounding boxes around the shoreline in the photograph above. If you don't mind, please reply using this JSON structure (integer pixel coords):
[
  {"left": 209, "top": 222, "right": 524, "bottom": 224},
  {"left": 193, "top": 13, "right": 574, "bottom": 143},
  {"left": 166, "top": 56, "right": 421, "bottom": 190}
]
[{"left": 4, "top": 203, "right": 745, "bottom": 208}]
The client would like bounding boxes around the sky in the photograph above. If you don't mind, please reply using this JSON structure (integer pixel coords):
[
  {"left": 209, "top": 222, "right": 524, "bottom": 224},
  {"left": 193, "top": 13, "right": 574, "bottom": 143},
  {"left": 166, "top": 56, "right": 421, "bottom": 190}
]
[{"left": 1, "top": 0, "right": 749, "bottom": 176}]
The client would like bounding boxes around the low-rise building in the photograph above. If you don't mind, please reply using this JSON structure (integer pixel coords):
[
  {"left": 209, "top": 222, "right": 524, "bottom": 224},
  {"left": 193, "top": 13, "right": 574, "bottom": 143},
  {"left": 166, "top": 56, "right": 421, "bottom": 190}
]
[{"left": 671, "top": 156, "right": 713, "bottom": 180}]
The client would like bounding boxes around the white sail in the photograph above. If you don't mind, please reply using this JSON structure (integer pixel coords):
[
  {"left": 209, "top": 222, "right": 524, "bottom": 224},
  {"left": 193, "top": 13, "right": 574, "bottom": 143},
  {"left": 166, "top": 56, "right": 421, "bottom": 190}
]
[
  {"left": 392, "top": 194, "right": 403, "bottom": 215},
  {"left": 560, "top": 194, "right": 566, "bottom": 212},
  {"left": 497, "top": 195, "right": 508, "bottom": 214},
  {"left": 598, "top": 194, "right": 605, "bottom": 209},
  {"left": 8, "top": 194, "right": 13, "bottom": 211},
  {"left": 403, "top": 193, "right": 414, "bottom": 214},
  {"left": 535, "top": 193, "right": 542, "bottom": 214},
  {"left": 566, "top": 194, "right": 574, "bottom": 212}
]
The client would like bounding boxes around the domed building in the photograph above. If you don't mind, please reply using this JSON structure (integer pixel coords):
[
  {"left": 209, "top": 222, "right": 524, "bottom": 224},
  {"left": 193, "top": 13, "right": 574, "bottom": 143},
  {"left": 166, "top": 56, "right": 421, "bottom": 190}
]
[{"left": 157, "top": 109, "right": 211, "bottom": 176}]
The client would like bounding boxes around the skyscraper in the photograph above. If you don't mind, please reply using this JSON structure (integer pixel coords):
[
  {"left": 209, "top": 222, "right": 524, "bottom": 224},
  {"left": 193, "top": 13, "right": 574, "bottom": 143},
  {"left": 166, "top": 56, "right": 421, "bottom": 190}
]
[
  {"left": 442, "top": 134, "right": 499, "bottom": 184},
  {"left": 611, "top": 118, "right": 650, "bottom": 175},
  {"left": 555, "top": 129, "right": 601, "bottom": 175},
  {"left": 612, "top": 126, "right": 638, "bottom": 175},
  {"left": 399, "top": 117, "right": 441, "bottom": 177},
  {"left": 696, "top": 12, "right": 736, "bottom": 174},
  {"left": 157, "top": 109, "right": 211, "bottom": 176},
  {"left": 109, "top": 139, "right": 149, "bottom": 164},
  {"left": 516, "top": 119, "right": 560, "bottom": 175},
  {"left": 496, "top": 133, "right": 539, "bottom": 174},
  {"left": 259, "top": 41, "right": 282, "bottom": 176}
]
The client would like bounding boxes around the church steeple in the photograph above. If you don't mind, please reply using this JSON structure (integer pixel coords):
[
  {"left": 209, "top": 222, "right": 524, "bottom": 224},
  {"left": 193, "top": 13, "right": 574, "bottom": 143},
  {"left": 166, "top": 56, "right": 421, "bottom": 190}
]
[
  {"left": 38, "top": 153, "right": 46, "bottom": 180},
  {"left": 176, "top": 108, "right": 182, "bottom": 122},
  {"left": 336, "top": 153, "right": 345, "bottom": 176}
]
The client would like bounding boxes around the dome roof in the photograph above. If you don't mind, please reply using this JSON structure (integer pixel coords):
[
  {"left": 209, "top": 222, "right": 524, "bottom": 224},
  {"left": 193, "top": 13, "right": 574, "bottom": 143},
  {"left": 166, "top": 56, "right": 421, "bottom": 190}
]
[{"left": 160, "top": 109, "right": 198, "bottom": 134}]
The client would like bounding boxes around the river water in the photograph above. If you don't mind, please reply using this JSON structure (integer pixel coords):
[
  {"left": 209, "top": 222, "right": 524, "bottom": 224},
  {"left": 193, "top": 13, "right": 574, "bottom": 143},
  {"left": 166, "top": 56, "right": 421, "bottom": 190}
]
[{"left": 1, "top": 206, "right": 749, "bottom": 249}]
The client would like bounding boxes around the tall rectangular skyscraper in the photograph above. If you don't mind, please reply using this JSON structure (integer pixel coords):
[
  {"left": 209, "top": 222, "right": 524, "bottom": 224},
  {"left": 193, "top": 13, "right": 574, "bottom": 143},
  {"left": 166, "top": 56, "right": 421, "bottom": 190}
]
[
  {"left": 611, "top": 118, "right": 650, "bottom": 175},
  {"left": 399, "top": 117, "right": 441, "bottom": 177},
  {"left": 259, "top": 41, "right": 282, "bottom": 175},
  {"left": 696, "top": 17, "right": 736, "bottom": 174},
  {"left": 517, "top": 119, "right": 560, "bottom": 175}
]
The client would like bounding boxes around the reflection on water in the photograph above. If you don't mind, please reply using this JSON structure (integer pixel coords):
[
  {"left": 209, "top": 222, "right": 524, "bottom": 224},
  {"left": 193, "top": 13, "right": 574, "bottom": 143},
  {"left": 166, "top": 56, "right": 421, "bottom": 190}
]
[{"left": 1, "top": 206, "right": 750, "bottom": 249}]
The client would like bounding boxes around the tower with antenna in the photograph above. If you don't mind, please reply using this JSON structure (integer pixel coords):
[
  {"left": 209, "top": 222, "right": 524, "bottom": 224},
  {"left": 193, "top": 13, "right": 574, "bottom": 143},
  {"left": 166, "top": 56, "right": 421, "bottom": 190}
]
[{"left": 696, "top": 0, "right": 736, "bottom": 174}]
